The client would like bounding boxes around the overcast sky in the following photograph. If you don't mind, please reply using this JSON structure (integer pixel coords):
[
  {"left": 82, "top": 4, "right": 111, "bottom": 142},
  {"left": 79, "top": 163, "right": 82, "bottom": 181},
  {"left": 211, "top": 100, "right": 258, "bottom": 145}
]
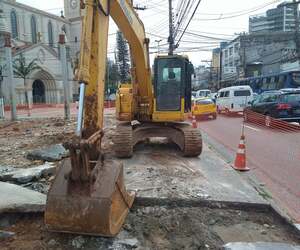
[{"left": 17, "top": 0, "right": 284, "bottom": 66}]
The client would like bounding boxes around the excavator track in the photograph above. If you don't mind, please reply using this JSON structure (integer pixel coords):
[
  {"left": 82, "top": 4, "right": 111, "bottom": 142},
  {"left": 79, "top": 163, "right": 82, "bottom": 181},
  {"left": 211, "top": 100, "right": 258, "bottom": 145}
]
[
  {"left": 113, "top": 123, "right": 133, "bottom": 158},
  {"left": 176, "top": 124, "right": 203, "bottom": 157}
]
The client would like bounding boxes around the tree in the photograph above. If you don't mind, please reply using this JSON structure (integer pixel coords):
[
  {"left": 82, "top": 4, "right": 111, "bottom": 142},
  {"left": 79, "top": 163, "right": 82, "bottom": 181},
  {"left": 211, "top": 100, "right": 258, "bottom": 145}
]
[
  {"left": 116, "top": 31, "right": 130, "bottom": 83},
  {"left": 13, "top": 54, "right": 40, "bottom": 116},
  {"left": 105, "top": 59, "right": 120, "bottom": 95}
]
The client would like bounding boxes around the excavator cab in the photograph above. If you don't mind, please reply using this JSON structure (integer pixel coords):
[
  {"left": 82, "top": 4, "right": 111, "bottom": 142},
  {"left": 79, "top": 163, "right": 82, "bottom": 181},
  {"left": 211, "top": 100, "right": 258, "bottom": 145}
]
[{"left": 153, "top": 55, "right": 194, "bottom": 122}]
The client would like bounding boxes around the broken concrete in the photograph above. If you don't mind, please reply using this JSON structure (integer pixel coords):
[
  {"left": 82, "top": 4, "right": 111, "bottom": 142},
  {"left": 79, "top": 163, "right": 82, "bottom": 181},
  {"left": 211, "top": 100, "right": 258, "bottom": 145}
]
[
  {"left": 26, "top": 144, "right": 69, "bottom": 162},
  {"left": 123, "top": 142, "right": 267, "bottom": 205},
  {"left": 0, "top": 181, "right": 46, "bottom": 213},
  {"left": 223, "top": 242, "right": 300, "bottom": 250},
  {"left": 0, "top": 162, "right": 56, "bottom": 184},
  {"left": 0, "top": 165, "right": 15, "bottom": 175}
]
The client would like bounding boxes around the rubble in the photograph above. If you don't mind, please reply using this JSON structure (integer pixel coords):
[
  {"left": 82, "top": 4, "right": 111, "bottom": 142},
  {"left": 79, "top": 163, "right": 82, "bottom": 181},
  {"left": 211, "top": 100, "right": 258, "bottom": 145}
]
[
  {"left": 70, "top": 236, "right": 86, "bottom": 249},
  {"left": 26, "top": 144, "right": 69, "bottom": 162},
  {"left": 0, "top": 181, "right": 46, "bottom": 213},
  {"left": 0, "top": 162, "right": 56, "bottom": 184},
  {"left": 0, "top": 230, "right": 15, "bottom": 240},
  {"left": 223, "top": 242, "right": 300, "bottom": 250},
  {"left": 113, "top": 238, "right": 139, "bottom": 248}
]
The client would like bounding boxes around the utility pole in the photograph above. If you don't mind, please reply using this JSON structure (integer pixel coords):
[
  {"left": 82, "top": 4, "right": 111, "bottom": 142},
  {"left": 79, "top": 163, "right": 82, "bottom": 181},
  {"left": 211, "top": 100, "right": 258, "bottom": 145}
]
[
  {"left": 5, "top": 35, "right": 17, "bottom": 121},
  {"left": 168, "top": 0, "right": 174, "bottom": 55},
  {"left": 59, "top": 34, "right": 70, "bottom": 120}
]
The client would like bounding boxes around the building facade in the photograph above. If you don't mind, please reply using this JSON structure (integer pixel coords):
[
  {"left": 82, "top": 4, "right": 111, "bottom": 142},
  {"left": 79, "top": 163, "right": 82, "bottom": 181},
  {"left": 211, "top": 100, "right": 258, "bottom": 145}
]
[
  {"left": 221, "top": 38, "right": 241, "bottom": 81},
  {"left": 218, "top": 32, "right": 300, "bottom": 87},
  {"left": 249, "top": 2, "right": 296, "bottom": 34},
  {"left": 0, "top": 0, "right": 82, "bottom": 105}
]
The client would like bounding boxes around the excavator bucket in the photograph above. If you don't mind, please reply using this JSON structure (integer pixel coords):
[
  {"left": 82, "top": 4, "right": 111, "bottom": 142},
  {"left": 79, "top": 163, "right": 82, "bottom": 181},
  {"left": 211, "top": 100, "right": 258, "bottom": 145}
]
[{"left": 44, "top": 131, "right": 135, "bottom": 237}]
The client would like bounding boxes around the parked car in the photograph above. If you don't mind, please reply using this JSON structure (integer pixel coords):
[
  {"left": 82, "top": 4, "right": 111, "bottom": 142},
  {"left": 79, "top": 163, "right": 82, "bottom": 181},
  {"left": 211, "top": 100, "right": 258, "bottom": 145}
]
[
  {"left": 245, "top": 90, "right": 300, "bottom": 125},
  {"left": 280, "top": 88, "right": 300, "bottom": 93},
  {"left": 216, "top": 86, "right": 254, "bottom": 114},
  {"left": 195, "top": 89, "right": 211, "bottom": 98},
  {"left": 192, "top": 97, "right": 217, "bottom": 119}
]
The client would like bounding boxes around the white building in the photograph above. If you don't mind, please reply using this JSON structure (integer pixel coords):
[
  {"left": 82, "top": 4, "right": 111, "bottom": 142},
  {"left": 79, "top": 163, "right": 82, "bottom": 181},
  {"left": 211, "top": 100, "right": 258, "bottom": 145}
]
[
  {"left": 249, "top": 2, "right": 296, "bottom": 34},
  {"left": 0, "top": 0, "right": 82, "bottom": 105},
  {"left": 221, "top": 38, "right": 240, "bottom": 81}
]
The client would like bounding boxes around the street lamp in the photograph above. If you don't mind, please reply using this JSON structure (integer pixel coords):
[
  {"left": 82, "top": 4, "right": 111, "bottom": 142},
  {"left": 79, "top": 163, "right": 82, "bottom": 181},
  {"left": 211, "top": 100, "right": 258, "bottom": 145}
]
[{"left": 155, "top": 39, "right": 163, "bottom": 55}]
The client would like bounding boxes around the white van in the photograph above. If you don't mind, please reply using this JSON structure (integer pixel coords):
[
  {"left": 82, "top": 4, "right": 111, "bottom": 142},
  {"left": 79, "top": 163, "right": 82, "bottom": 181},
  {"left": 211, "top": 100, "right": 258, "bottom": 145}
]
[
  {"left": 216, "top": 86, "right": 253, "bottom": 113},
  {"left": 196, "top": 89, "right": 211, "bottom": 98}
]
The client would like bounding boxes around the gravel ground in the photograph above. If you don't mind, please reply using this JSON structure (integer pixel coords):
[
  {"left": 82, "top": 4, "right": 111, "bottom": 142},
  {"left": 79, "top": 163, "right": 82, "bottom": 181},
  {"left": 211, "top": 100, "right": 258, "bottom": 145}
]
[{"left": 0, "top": 113, "right": 299, "bottom": 250}]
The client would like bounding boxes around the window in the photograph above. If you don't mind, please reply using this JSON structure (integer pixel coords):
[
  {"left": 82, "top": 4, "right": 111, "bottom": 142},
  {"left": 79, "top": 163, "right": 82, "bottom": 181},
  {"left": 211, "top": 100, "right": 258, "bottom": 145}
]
[
  {"left": 224, "top": 91, "right": 230, "bottom": 97},
  {"left": 10, "top": 10, "right": 18, "bottom": 39},
  {"left": 229, "top": 47, "right": 233, "bottom": 56},
  {"left": 292, "top": 72, "right": 300, "bottom": 86},
  {"left": 31, "top": 15, "right": 37, "bottom": 43},
  {"left": 162, "top": 68, "right": 181, "bottom": 82},
  {"left": 219, "top": 92, "right": 225, "bottom": 97},
  {"left": 48, "top": 21, "right": 53, "bottom": 47},
  {"left": 269, "top": 77, "right": 276, "bottom": 90},
  {"left": 261, "top": 93, "right": 279, "bottom": 103},
  {"left": 281, "top": 93, "right": 300, "bottom": 102},
  {"left": 224, "top": 50, "right": 228, "bottom": 58},
  {"left": 234, "top": 90, "right": 251, "bottom": 97},
  {"left": 262, "top": 77, "right": 269, "bottom": 90},
  {"left": 75, "top": 36, "right": 78, "bottom": 43},
  {"left": 196, "top": 99, "right": 214, "bottom": 105},
  {"left": 234, "top": 43, "right": 239, "bottom": 52}
]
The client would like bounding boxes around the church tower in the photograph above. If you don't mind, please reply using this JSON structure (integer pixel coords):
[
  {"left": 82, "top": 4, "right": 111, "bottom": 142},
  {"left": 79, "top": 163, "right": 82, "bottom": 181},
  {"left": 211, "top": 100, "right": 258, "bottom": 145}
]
[
  {"left": 64, "top": 0, "right": 80, "bottom": 20},
  {"left": 64, "top": 0, "right": 81, "bottom": 59}
]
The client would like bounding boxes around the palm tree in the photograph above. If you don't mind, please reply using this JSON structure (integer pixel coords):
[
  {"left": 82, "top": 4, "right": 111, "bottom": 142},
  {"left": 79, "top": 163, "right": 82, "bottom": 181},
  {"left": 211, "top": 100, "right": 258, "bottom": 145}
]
[{"left": 13, "top": 54, "right": 40, "bottom": 116}]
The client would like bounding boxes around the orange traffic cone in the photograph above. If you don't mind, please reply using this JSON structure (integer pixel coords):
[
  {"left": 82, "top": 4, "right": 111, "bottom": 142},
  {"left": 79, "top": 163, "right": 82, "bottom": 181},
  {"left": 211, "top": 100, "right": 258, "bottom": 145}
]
[
  {"left": 232, "top": 135, "right": 249, "bottom": 171},
  {"left": 192, "top": 115, "right": 197, "bottom": 129}
]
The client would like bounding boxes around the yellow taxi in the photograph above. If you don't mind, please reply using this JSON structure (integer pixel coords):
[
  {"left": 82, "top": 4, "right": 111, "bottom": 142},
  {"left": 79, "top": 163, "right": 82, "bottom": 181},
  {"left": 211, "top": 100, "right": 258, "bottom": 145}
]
[{"left": 192, "top": 98, "right": 217, "bottom": 120}]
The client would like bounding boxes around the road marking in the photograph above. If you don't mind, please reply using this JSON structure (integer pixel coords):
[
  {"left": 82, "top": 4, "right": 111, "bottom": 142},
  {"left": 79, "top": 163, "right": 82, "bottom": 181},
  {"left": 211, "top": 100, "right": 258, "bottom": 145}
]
[{"left": 245, "top": 125, "right": 261, "bottom": 132}]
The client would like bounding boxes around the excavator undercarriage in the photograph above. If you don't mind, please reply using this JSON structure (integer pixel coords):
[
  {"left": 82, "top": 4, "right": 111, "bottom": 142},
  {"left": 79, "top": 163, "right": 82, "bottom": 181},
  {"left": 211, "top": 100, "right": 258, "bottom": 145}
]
[{"left": 114, "top": 122, "right": 203, "bottom": 158}]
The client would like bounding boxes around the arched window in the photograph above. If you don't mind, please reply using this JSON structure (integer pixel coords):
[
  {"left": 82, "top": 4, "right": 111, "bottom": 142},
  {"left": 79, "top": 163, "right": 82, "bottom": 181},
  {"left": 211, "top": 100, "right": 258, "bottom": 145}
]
[
  {"left": 48, "top": 21, "right": 53, "bottom": 47},
  {"left": 10, "top": 10, "right": 18, "bottom": 39},
  {"left": 31, "top": 15, "right": 37, "bottom": 43}
]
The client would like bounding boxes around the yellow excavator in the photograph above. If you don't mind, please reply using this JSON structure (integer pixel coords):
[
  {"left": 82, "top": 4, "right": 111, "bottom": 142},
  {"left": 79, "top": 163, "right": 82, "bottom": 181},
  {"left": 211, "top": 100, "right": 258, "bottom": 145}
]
[{"left": 45, "top": 0, "right": 202, "bottom": 237}]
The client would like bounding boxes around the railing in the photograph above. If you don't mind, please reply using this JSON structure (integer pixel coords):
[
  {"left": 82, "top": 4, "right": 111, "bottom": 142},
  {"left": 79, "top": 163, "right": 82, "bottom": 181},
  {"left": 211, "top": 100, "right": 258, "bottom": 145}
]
[{"left": 244, "top": 109, "right": 300, "bottom": 132}]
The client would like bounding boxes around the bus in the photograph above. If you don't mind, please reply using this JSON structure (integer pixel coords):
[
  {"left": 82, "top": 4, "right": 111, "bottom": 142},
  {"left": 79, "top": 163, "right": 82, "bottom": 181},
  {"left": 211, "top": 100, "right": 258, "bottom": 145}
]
[{"left": 233, "top": 71, "right": 300, "bottom": 94}]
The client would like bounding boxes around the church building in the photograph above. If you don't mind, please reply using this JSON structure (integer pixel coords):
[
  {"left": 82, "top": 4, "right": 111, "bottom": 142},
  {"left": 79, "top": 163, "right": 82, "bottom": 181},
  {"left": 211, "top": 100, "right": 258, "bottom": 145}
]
[{"left": 0, "top": 0, "right": 82, "bottom": 105}]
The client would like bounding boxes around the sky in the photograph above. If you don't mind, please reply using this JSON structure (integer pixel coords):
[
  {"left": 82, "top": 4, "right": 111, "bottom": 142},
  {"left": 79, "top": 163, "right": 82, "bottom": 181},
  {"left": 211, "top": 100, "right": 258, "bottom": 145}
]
[{"left": 17, "top": 0, "right": 284, "bottom": 66}]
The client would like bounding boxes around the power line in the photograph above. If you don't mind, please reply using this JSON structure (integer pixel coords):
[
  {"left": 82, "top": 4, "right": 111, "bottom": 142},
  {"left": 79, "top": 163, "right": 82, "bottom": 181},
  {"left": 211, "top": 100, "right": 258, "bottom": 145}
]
[{"left": 175, "top": 0, "right": 202, "bottom": 48}]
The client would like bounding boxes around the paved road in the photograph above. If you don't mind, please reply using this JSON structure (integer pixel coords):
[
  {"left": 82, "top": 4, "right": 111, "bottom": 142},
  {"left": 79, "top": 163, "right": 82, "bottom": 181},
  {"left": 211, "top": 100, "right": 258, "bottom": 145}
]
[{"left": 198, "top": 114, "right": 300, "bottom": 223}]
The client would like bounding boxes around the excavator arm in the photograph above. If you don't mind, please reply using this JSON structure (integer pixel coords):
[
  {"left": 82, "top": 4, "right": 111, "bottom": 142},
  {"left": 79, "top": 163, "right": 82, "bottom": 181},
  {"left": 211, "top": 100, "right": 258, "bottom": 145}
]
[
  {"left": 76, "top": 0, "right": 153, "bottom": 136},
  {"left": 44, "top": 0, "right": 153, "bottom": 237}
]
